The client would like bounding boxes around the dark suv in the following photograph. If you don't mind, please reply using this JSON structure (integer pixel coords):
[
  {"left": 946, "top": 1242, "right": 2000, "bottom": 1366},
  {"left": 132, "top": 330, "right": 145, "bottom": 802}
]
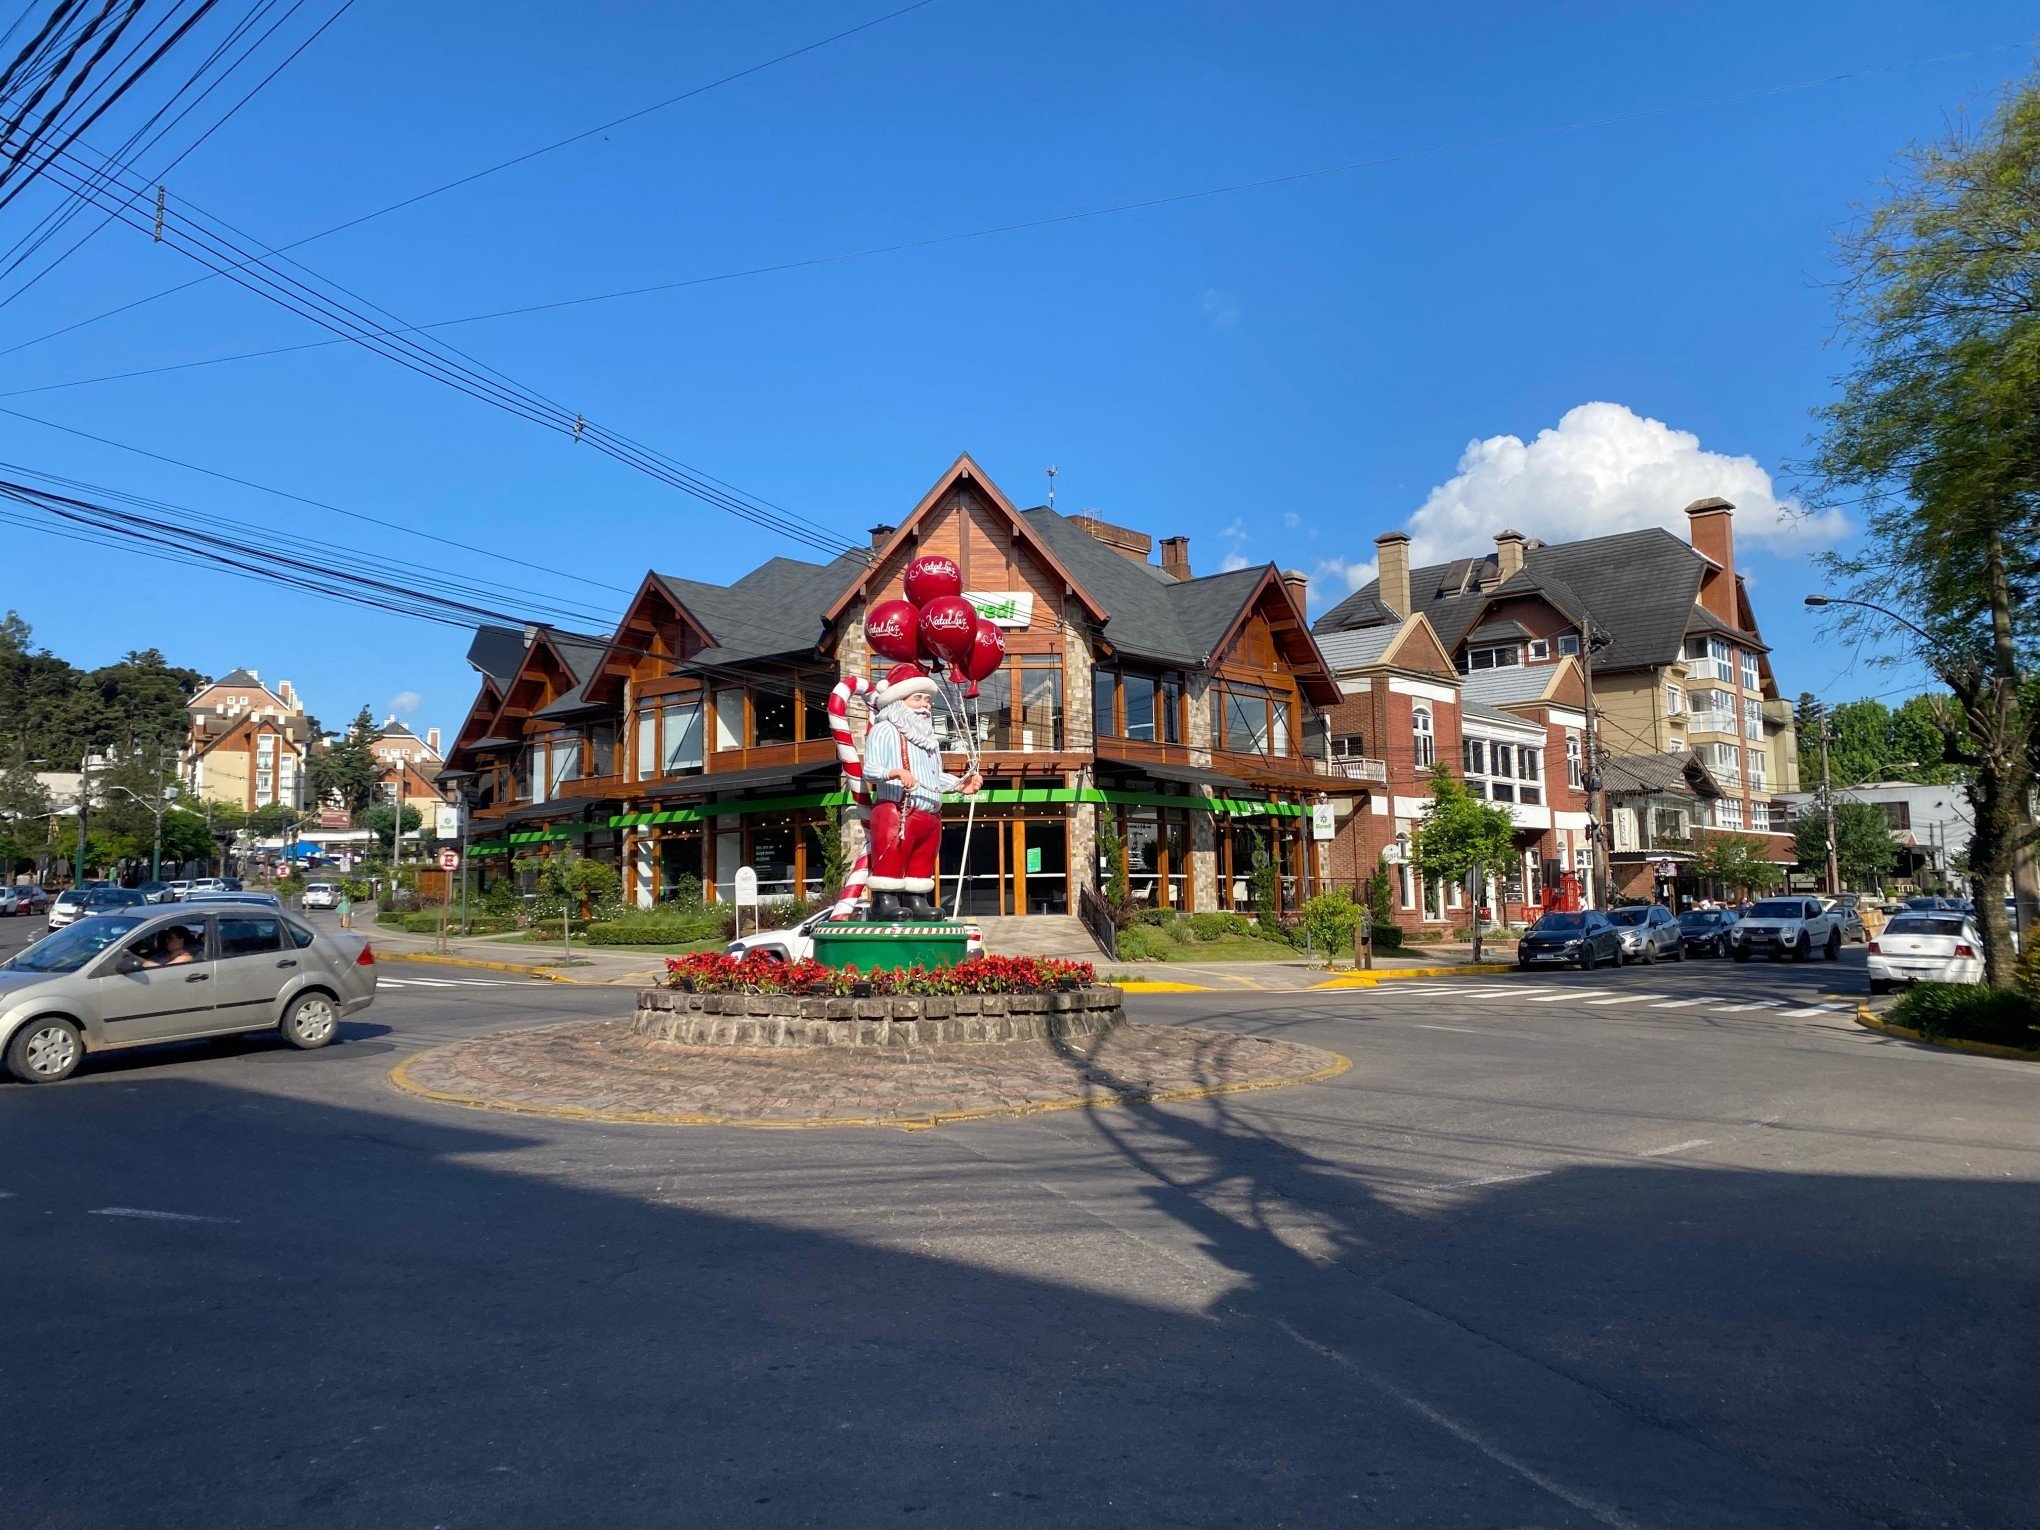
[
  {"left": 1676, "top": 908, "right": 1740, "bottom": 957},
  {"left": 1518, "top": 910, "right": 1626, "bottom": 970}
]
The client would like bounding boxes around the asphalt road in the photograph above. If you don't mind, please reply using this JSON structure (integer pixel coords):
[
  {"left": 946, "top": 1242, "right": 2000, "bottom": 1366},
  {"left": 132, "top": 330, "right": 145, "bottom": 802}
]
[{"left": 4, "top": 941, "right": 2037, "bottom": 1528}]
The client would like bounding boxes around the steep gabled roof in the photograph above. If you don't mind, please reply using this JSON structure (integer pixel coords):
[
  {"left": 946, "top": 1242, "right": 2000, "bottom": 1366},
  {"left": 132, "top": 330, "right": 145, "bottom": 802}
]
[
  {"left": 466, "top": 626, "right": 528, "bottom": 687},
  {"left": 1315, "top": 526, "right": 1709, "bottom": 673},
  {"left": 1604, "top": 750, "right": 1725, "bottom": 798},
  {"left": 1459, "top": 657, "right": 1584, "bottom": 710},
  {"left": 1020, "top": 508, "right": 1201, "bottom": 664},
  {"left": 209, "top": 667, "right": 264, "bottom": 690},
  {"left": 656, "top": 547, "right": 866, "bottom": 668}
]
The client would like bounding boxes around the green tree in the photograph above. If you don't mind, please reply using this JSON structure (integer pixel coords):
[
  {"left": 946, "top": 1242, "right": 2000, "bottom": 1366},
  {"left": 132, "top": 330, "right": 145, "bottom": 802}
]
[
  {"left": 247, "top": 802, "right": 301, "bottom": 838},
  {"left": 1693, "top": 835, "right": 1784, "bottom": 900},
  {"left": 310, "top": 707, "right": 380, "bottom": 818},
  {"left": 1825, "top": 699, "right": 1895, "bottom": 786},
  {"left": 158, "top": 808, "right": 216, "bottom": 867},
  {"left": 811, "top": 804, "right": 850, "bottom": 899},
  {"left": 360, "top": 803, "right": 421, "bottom": 849},
  {"left": 1808, "top": 78, "right": 2040, "bottom": 984},
  {"left": 1889, "top": 695, "right": 1963, "bottom": 784},
  {"left": 1364, "top": 854, "right": 1396, "bottom": 932},
  {"left": 1409, "top": 765, "right": 1516, "bottom": 954},
  {"left": 1791, "top": 801, "right": 1898, "bottom": 890}
]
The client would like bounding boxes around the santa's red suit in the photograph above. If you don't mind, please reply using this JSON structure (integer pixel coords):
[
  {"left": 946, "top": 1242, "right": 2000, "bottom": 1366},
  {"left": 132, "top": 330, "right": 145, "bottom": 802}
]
[{"left": 861, "top": 664, "right": 962, "bottom": 917}]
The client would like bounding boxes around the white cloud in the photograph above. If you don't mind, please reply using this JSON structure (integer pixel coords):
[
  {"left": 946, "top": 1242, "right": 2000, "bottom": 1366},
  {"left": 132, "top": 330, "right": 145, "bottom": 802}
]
[
  {"left": 390, "top": 690, "right": 422, "bottom": 715},
  {"left": 1200, "top": 288, "right": 1239, "bottom": 330},
  {"left": 1282, "top": 511, "right": 1302, "bottom": 529},
  {"left": 1399, "top": 402, "right": 1844, "bottom": 568}
]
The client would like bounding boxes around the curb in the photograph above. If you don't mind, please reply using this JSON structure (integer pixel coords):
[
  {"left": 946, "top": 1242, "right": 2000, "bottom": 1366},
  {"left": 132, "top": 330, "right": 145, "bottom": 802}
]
[
  {"left": 379, "top": 951, "right": 580, "bottom": 983},
  {"left": 1312, "top": 962, "right": 1514, "bottom": 989},
  {"left": 1853, "top": 1002, "right": 2040, "bottom": 1062},
  {"left": 387, "top": 1048, "right": 1352, "bottom": 1131},
  {"left": 1111, "top": 978, "right": 1217, "bottom": 993}
]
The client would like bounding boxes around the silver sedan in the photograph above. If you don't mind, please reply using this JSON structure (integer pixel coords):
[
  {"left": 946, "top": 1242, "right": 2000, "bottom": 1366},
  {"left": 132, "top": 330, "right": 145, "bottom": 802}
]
[{"left": 0, "top": 904, "right": 378, "bottom": 1084}]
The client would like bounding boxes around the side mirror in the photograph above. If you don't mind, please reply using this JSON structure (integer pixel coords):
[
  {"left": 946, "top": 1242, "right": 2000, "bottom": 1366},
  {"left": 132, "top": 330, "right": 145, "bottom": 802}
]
[{"left": 114, "top": 951, "right": 144, "bottom": 975}]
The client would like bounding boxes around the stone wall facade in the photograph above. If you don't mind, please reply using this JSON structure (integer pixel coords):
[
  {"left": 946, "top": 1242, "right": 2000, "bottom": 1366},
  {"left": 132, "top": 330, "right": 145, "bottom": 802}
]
[{"left": 634, "top": 984, "right": 1125, "bottom": 1050}]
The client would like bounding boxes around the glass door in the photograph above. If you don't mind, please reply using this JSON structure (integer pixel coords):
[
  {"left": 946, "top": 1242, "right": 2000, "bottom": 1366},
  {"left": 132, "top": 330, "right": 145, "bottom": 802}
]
[{"left": 940, "top": 814, "right": 1006, "bottom": 917}]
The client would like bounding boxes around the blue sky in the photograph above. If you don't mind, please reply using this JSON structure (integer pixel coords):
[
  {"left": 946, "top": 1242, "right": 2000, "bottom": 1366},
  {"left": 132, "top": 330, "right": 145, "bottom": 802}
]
[{"left": 2, "top": 0, "right": 2031, "bottom": 738}]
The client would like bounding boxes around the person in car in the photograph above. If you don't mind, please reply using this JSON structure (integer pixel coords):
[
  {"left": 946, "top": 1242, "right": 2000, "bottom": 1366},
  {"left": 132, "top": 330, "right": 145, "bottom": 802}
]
[{"left": 142, "top": 925, "right": 197, "bottom": 967}]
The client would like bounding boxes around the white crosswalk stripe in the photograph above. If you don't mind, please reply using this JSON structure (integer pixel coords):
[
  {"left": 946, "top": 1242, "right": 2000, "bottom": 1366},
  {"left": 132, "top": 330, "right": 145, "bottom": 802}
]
[
  {"left": 380, "top": 977, "right": 531, "bottom": 989},
  {"left": 1583, "top": 994, "right": 1653, "bottom": 1006},
  {"left": 1525, "top": 990, "right": 1609, "bottom": 1003}
]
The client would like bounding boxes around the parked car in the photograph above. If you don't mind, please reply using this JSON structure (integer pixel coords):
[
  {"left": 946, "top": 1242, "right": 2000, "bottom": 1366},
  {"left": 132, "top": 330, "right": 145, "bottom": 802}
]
[
  {"left": 164, "top": 880, "right": 193, "bottom": 902},
  {"left": 1676, "top": 908, "right": 1740, "bottom": 957},
  {"left": 1867, "top": 912, "right": 1985, "bottom": 994},
  {"left": 133, "top": 881, "right": 176, "bottom": 904},
  {"left": 47, "top": 885, "right": 145, "bottom": 930},
  {"left": 12, "top": 886, "right": 48, "bottom": 916},
  {"left": 0, "top": 887, "right": 17, "bottom": 916},
  {"left": 220, "top": 877, "right": 244, "bottom": 892},
  {"left": 0, "top": 905, "right": 378, "bottom": 1083},
  {"left": 1729, "top": 897, "right": 1847, "bottom": 962},
  {"left": 726, "top": 909, "right": 985, "bottom": 963},
  {"left": 1516, "top": 910, "right": 1626, "bottom": 970},
  {"left": 186, "top": 877, "right": 225, "bottom": 897},
  {"left": 1904, "top": 896, "right": 1965, "bottom": 913},
  {"left": 182, "top": 890, "right": 284, "bottom": 909},
  {"left": 301, "top": 882, "right": 341, "bottom": 910},
  {"left": 1605, "top": 904, "right": 1684, "bottom": 964},
  {"left": 1821, "top": 897, "right": 1868, "bottom": 944}
]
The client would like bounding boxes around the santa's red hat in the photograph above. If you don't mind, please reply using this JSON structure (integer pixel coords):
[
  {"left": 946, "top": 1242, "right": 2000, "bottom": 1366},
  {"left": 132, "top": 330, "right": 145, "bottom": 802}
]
[{"left": 873, "top": 661, "right": 940, "bottom": 708}]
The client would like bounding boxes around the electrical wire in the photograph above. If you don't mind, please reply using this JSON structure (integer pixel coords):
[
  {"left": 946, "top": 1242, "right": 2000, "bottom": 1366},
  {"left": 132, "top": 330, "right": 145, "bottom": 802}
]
[{"left": 0, "top": 0, "right": 945, "bottom": 357}]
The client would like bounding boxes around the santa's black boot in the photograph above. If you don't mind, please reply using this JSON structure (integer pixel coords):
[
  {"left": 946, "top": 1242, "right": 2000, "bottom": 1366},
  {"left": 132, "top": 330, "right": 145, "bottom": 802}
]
[
  {"left": 901, "top": 892, "right": 940, "bottom": 920},
  {"left": 868, "top": 892, "right": 902, "bottom": 922}
]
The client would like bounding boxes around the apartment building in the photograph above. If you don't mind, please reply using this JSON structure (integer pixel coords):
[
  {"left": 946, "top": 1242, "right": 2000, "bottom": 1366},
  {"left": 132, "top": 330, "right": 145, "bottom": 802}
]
[
  {"left": 439, "top": 455, "right": 1355, "bottom": 928},
  {"left": 1313, "top": 498, "right": 1800, "bottom": 908},
  {"left": 183, "top": 668, "right": 311, "bottom": 812},
  {"left": 370, "top": 719, "right": 448, "bottom": 820}
]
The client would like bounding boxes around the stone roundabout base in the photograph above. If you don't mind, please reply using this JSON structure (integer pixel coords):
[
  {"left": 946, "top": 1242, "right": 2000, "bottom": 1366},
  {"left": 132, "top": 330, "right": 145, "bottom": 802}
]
[{"left": 389, "top": 1015, "right": 1349, "bottom": 1130}]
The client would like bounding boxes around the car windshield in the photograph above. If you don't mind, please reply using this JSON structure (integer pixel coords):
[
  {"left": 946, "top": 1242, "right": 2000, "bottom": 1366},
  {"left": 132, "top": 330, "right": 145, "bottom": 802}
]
[
  {"left": 1678, "top": 911, "right": 1726, "bottom": 928},
  {"left": 1885, "top": 915, "right": 1969, "bottom": 937},
  {"left": 1533, "top": 913, "right": 1589, "bottom": 932},
  {"left": 1606, "top": 908, "right": 1650, "bottom": 926},
  {"left": 1750, "top": 900, "right": 1805, "bottom": 919},
  {"left": 53, "top": 890, "right": 84, "bottom": 906},
  {"left": 6, "top": 914, "right": 149, "bottom": 973}
]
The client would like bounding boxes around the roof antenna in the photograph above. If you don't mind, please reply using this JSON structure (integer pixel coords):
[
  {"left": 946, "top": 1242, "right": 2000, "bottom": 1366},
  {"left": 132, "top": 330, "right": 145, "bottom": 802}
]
[{"left": 1045, "top": 464, "right": 1057, "bottom": 510}]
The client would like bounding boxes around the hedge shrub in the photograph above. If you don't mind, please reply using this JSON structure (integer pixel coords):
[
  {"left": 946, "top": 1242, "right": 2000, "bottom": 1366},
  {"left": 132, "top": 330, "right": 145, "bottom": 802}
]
[
  {"left": 1185, "top": 912, "right": 1254, "bottom": 942},
  {"left": 584, "top": 909, "right": 726, "bottom": 947},
  {"left": 1886, "top": 983, "right": 2040, "bottom": 1051}
]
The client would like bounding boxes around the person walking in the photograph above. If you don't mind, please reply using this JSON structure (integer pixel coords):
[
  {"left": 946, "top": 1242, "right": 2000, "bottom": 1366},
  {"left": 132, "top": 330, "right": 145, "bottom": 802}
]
[{"left": 337, "top": 886, "right": 353, "bottom": 930}]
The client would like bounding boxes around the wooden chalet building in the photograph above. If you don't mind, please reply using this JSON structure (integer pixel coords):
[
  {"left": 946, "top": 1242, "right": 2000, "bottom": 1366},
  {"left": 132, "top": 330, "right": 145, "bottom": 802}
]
[{"left": 439, "top": 455, "right": 1358, "bottom": 927}]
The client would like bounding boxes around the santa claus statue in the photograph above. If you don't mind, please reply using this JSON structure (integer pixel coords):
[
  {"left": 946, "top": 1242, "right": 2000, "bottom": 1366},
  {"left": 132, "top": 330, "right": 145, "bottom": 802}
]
[{"left": 860, "top": 661, "right": 983, "bottom": 920}]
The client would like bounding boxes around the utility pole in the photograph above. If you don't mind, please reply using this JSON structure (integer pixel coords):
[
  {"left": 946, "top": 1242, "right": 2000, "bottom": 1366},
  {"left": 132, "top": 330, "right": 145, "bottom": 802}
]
[
  {"left": 1578, "top": 615, "right": 1609, "bottom": 909},
  {"left": 1817, "top": 713, "right": 1841, "bottom": 896},
  {"left": 150, "top": 737, "right": 167, "bottom": 881},
  {"left": 72, "top": 750, "right": 88, "bottom": 888}
]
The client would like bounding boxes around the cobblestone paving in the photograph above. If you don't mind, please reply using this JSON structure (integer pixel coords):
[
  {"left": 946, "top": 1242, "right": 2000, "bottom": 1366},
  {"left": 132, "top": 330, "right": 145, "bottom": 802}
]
[{"left": 393, "top": 1019, "right": 1349, "bottom": 1128}]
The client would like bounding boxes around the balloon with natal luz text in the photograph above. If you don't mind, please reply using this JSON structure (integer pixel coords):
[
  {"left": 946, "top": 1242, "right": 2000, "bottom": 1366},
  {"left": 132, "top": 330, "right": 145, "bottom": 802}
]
[
  {"left": 919, "top": 595, "right": 978, "bottom": 664},
  {"left": 864, "top": 599, "right": 922, "bottom": 663},
  {"left": 902, "top": 554, "right": 962, "bottom": 609},
  {"left": 958, "top": 616, "right": 1006, "bottom": 697}
]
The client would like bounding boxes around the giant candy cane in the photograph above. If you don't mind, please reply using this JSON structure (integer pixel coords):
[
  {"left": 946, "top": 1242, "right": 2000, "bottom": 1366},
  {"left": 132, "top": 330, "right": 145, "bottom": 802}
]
[{"left": 825, "top": 675, "right": 876, "bottom": 918}]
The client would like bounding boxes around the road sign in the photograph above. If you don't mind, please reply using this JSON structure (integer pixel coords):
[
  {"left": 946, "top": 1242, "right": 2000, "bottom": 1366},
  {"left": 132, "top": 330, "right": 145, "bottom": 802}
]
[
  {"left": 1381, "top": 842, "right": 1404, "bottom": 864},
  {"left": 438, "top": 849, "right": 460, "bottom": 872},
  {"left": 733, "top": 866, "right": 759, "bottom": 906},
  {"left": 1311, "top": 802, "right": 1336, "bottom": 841},
  {"left": 434, "top": 805, "right": 460, "bottom": 840}
]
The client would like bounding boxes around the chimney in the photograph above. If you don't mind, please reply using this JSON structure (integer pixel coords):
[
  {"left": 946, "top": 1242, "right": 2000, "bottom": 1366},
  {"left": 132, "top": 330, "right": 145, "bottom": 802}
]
[
  {"left": 1280, "top": 569, "right": 1310, "bottom": 613},
  {"left": 1684, "top": 497, "right": 1737, "bottom": 624},
  {"left": 427, "top": 727, "right": 441, "bottom": 754},
  {"left": 246, "top": 668, "right": 259, "bottom": 682},
  {"left": 867, "top": 523, "right": 895, "bottom": 549},
  {"left": 1494, "top": 529, "right": 1526, "bottom": 582},
  {"left": 1159, "top": 535, "right": 1191, "bottom": 581},
  {"left": 1374, "top": 531, "right": 1411, "bottom": 619},
  {"left": 1072, "top": 512, "right": 1153, "bottom": 564}
]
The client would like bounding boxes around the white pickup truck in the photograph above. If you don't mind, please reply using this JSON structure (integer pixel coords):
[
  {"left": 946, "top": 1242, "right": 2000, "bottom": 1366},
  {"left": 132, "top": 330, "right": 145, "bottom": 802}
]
[{"left": 1728, "top": 896, "right": 1847, "bottom": 962}]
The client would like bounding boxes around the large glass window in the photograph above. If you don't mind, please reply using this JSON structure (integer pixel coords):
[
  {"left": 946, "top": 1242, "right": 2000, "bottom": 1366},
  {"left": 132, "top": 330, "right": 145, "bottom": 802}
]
[
  {"left": 1741, "top": 651, "right": 1760, "bottom": 691},
  {"left": 970, "top": 669, "right": 1013, "bottom": 751},
  {"left": 1122, "top": 673, "right": 1157, "bottom": 741},
  {"left": 1159, "top": 676, "right": 1183, "bottom": 743},
  {"left": 754, "top": 690, "right": 795, "bottom": 747},
  {"left": 1743, "top": 696, "right": 1764, "bottom": 741},
  {"left": 802, "top": 686, "right": 831, "bottom": 745},
  {"left": 636, "top": 707, "right": 657, "bottom": 779},
  {"left": 1016, "top": 660, "right": 1062, "bottom": 752},
  {"left": 1093, "top": 670, "right": 1116, "bottom": 741},
  {"left": 713, "top": 688, "right": 745, "bottom": 752},
  {"left": 662, "top": 702, "right": 703, "bottom": 774},
  {"left": 1211, "top": 681, "right": 1293, "bottom": 756},
  {"left": 1412, "top": 704, "right": 1434, "bottom": 767},
  {"left": 1567, "top": 734, "right": 1582, "bottom": 788}
]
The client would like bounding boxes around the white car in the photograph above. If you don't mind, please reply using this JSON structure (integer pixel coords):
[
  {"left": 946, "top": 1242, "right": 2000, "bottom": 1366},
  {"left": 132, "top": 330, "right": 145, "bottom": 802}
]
[
  {"left": 1728, "top": 896, "right": 1847, "bottom": 963},
  {"left": 1867, "top": 912, "right": 1985, "bottom": 994},
  {"left": 165, "top": 880, "right": 193, "bottom": 902},
  {"left": 301, "top": 883, "right": 341, "bottom": 910},
  {"left": 727, "top": 910, "right": 985, "bottom": 963},
  {"left": 0, "top": 887, "right": 17, "bottom": 917},
  {"left": 186, "top": 877, "right": 225, "bottom": 897}
]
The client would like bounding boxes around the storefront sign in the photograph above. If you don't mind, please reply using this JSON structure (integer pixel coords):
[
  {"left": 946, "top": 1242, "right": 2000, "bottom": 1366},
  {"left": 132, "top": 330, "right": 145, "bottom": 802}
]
[
  {"left": 967, "top": 590, "right": 1035, "bottom": 629},
  {"left": 1311, "top": 803, "right": 1336, "bottom": 841},
  {"left": 435, "top": 805, "right": 460, "bottom": 840},
  {"left": 1025, "top": 846, "right": 1042, "bottom": 873},
  {"left": 733, "top": 866, "right": 759, "bottom": 905}
]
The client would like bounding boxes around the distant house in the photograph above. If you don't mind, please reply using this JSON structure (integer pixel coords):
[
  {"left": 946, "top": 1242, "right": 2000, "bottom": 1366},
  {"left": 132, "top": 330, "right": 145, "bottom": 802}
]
[
  {"left": 183, "top": 668, "right": 311, "bottom": 812},
  {"left": 370, "top": 719, "right": 447, "bottom": 820}
]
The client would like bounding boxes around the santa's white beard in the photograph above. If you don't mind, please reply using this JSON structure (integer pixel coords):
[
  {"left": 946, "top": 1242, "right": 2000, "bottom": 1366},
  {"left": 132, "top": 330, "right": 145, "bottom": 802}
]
[{"left": 880, "top": 700, "right": 940, "bottom": 751}]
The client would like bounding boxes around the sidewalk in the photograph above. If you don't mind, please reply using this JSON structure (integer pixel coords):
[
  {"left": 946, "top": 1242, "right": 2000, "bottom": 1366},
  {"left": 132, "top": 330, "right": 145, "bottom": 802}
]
[
  {"left": 364, "top": 922, "right": 666, "bottom": 987},
  {"left": 1110, "top": 945, "right": 1508, "bottom": 992}
]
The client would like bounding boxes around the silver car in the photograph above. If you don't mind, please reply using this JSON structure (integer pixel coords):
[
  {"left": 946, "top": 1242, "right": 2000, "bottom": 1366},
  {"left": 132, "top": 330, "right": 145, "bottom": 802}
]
[
  {"left": 1605, "top": 904, "right": 1686, "bottom": 964},
  {"left": 0, "top": 904, "right": 378, "bottom": 1084}
]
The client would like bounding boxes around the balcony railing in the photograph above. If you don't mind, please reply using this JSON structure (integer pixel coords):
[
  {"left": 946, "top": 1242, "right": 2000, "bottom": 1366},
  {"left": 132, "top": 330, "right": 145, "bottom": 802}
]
[
  {"left": 1687, "top": 710, "right": 1738, "bottom": 735},
  {"left": 1328, "top": 756, "right": 1388, "bottom": 784}
]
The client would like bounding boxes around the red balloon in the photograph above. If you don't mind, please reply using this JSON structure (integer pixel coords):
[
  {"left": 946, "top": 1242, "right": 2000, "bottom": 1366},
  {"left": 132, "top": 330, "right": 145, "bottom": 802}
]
[
  {"left": 864, "top": 599, "right": 922, "bottom": 663},
  {"left": 903, "top": 554, "right": 962, "bottom": 609},
  {"left": 919, "top": 595, "right": 978, "bottom": 664},
  {"left": 959, "top": 617, "right": 1006, "bottom": 697}
]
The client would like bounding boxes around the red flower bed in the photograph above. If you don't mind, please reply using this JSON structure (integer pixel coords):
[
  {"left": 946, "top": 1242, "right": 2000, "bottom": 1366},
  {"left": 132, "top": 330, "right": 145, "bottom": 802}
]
[{"left": 663, "top": 951, "right": 1096, "bottom": 995}]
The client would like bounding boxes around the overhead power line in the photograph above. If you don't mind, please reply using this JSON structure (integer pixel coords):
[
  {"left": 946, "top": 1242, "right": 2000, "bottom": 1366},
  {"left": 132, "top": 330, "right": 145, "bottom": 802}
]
[
  {"left": 11, "top": 134, "right": 871, "bottom": 562},
  {"left": 0, "top": 0, "right": 944, "bottom": 358},
  {"left": 4, "top": 37, "right": 2024, "bottom": 383}
]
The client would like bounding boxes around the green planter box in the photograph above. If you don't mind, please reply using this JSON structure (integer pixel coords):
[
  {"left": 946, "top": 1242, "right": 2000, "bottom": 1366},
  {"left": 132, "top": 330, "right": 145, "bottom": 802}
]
[{"left": 811, "top": 922, "right": 970, "bottom": 972}]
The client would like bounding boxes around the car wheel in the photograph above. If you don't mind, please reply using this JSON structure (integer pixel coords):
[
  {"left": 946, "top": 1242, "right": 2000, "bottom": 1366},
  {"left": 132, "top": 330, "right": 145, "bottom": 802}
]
[
  {"left": 1580, "top": 946, "right": 1597, "bottom": 972},
  {"left": 6, "top": 1016, "right": 82, "bottom": 1083},
  {"left": 1792, "top": 936, "right": 1810, "bottom": 963},
  {"left": 279, "top": 991, "right": 340, "bottom": 1050},
  {"left": 1641, "top": 943, "right": 1657, "bottom": 965},
  {"left": 1825, "top": 932, "right": 1842, "bottom": 961}
]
